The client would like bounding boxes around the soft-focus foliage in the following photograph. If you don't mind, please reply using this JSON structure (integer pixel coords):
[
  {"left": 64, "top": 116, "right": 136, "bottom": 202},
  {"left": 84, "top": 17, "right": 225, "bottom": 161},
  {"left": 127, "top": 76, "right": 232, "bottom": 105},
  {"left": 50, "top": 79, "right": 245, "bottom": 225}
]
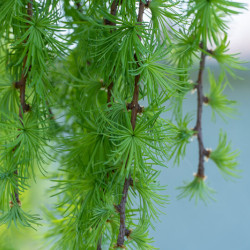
[{"left": 0, "top": 0, "right": 246, "bottom": 249}]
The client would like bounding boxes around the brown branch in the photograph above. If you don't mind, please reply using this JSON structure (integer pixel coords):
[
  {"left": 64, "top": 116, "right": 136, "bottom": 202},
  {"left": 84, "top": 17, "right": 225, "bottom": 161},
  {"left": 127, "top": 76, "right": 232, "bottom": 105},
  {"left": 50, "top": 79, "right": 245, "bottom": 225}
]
[
  {"left": 137, "top": 1, "right": 145, "bottom": 23},
  {"left": 130, "top": 75, "right": 140, "bottom": 130},
  {"left": 116, "top": 175, "right": 132, "bottom": 247},
  {"left": 19, "top": 1, "right": 33, "bottom": 118},
  {"left": 206, "top": 49, "right": 213, "bottom": 55},
  {"left": 104, "top": 0, "right": 119, "bottom": 26},
  {"left": 97, "top": 236, "right": 102, "bottom": 250},
  {"left": 195, "top": 42, "right": 206, "bottom": 178},
  {"left": 13, "top": 0, "right": 33, "bottom": 205},
  {"left": 145, "top": 1, "right": 151, "bottom": 8},
  {"left": 45, "top": 100, "right": 55, "bottom": 120},
  {"left": 203, "top": 96, "right": 209, "bottom": 104},
  {"left": 27, "top": 1, "right": 33, "bottom": 17},
  {"left": 126, "top": 102, "right": 144, "bottom": 114},
  {"left": 74, "top": 0, "right": 81, "bottom": 10},
  {"left": 125, "top": 228, "right": 132, "bottom": 238},
  {"left": 107, "top": 81, "right": 114, "bottom": 107},
  {"left": 115, "top": 1, "right": 145, "bottom": 248},
  {"left": 204, "top": 148, "right": 211, "bottom": 158},
  {"left": 19, "top": 65, "right": 30, "bottom": 119}
]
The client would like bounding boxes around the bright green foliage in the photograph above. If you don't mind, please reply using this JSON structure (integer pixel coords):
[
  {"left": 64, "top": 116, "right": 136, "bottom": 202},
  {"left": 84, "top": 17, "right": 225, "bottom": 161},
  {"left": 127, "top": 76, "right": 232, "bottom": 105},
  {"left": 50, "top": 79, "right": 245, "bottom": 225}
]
[
  {"left": 0, "top": 112, "right": 51, "bottom": 177},
  {"left": 0, "top": 0, "right": 246, "bottom": 248},
  {"left": 133, "top": 45, "right": 187, "bottom": 101},
  {"left": 0, "top": 0, "right": 23, "bottom": 36},
  {"left": 211, "top": 37, "right": 246, "bottom": 78},
  {"left": 0, "top": 76, "right": 19, "bottom": 114},
  {"left": 177, "top": 175, "right": 216, "bottom": 204},
  {"left": 210, "top": 132, "right": 240, "bottom": 179},
  {"left": 12, "top": 9, "right": 67, "bottom": 74},
  {"left": 170, "top": 114, "right": 194, "bottom": 165},
  {"left": 0, "top": 163, "right": 28, "bottom": 211},
  {"left": 43, "top": 0, "right": 183, "bottom": 248},
  {"left": 93, "top": 20, "right": 147, "bottom": 78},
  {"left": 46, "top": 100, "right": 172, "bottom": 248},
  {"left": 107, "top": 110, "right": 170, "bottom": 177},
  {"left": 131, "top": 170, "right": 168, "bottom": 223},
  {"left": 128, "top": 222, "right": 156, "bottom": 250},
  {"left": 149, "top": 0, "right": 181, "bottom": 41},
  {"left": 187, "top": 0, "right": 246, "bottom": 46},
  {"left": 173, "top": 0, "right": 244, "bottom": 204},
  {"left": 205, "top": 70, "right": 236, "bottom": 120},
  {"left": 0, "top": 203, "right": 41, "bottom": 229},
  {"left": 0, "top": 0, "right": 65, "bottom": 230},
  {"left": 171, "top": 30, "right": 200, "bottom": 67}
]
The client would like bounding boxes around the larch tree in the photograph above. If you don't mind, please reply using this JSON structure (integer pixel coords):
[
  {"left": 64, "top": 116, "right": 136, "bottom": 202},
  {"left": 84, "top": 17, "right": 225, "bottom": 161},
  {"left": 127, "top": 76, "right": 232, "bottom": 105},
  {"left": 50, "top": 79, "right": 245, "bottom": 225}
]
[{"left": 0, "top": 0, "right": 246, "bottom": 249}]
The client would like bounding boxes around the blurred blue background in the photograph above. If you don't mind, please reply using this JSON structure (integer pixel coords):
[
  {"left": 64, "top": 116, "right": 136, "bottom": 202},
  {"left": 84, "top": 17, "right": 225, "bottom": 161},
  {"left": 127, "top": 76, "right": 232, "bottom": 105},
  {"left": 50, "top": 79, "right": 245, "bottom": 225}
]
[
  {"left": 149, "top": 2, "right": 250, "bottom": 246},
  {"left": 150, "top": 3, "right": 250, "bottom": 249},
  {"left": 151, "top": 64, "right": 250, "bottom": 250}
]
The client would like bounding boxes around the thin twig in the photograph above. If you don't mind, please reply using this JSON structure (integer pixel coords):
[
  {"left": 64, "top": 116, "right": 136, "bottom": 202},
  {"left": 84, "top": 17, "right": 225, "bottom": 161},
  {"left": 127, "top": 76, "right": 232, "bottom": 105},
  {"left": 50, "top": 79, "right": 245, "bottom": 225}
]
[
  {"left": 97, "top": 236, "right": 102, "bottom": 250},
  {"left": 116, "top": 175, "right": 132, "bottom": 247},
  {"left": 116, "top": 1, "right": 145, "bottom": 247},
  {"left": 104, "top": 0, "right": 119, "bottom": 26},
  {"left": 107, "top": 81, "right": 114, "bottom": 107},
  {"left": 13, "top": 0, "right": 33, "bottom": 205},
  {"left": 194, "top": 42, "right": 206, "bottom": 178}
]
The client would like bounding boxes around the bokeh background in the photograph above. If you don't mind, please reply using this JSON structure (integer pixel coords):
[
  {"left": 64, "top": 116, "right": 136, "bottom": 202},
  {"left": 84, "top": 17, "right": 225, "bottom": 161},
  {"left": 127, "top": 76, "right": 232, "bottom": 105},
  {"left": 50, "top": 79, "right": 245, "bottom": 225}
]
[
  {"left": 151, "top": 1, "right": 250, "bottom": 249},
  {"left": 0, "top": 1, "right": 249, "bottom": 249}
]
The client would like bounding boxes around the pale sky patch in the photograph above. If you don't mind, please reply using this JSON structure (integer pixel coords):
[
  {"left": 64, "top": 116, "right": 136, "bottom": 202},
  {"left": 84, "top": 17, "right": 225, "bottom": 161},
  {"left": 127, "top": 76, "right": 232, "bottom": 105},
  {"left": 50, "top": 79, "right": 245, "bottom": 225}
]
[{"left": 227, "top": 0, "right": 250, "bottom": 59}]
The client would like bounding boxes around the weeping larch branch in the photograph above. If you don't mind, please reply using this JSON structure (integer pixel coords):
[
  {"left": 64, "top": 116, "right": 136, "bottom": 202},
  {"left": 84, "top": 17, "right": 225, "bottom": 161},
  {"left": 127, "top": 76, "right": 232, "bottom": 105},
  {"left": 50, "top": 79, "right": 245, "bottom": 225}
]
[
  {"left": 13, "top": 0, "right": 33, "bottom": 205},
  {"left": 116, "top": 1, "right": 146, "bottom": 247},
  {"left": 194, "top": 42, "right": 210, "bottom": 178}
]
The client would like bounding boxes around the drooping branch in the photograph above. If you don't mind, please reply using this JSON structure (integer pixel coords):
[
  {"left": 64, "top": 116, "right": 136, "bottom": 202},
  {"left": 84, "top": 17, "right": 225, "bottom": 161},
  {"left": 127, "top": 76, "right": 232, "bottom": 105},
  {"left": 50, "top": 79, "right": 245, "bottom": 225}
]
[
  {"left": 13, "top": 0, "right": 33, "bottom": 205},
  {"left": 116, "top": 1, "right": 145, "bottom": 248},
  {"left": 116, "top": 174, "right": 132, "bottom": 247},
  {"left": 18, "top": 1, "right": 33, "bottom": 118},
  {"left": 194, "top": 42, "right": 210, "bottom": 178},
  {"left": 115, "top": 63, "right": 142, "bottom": 248}
]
